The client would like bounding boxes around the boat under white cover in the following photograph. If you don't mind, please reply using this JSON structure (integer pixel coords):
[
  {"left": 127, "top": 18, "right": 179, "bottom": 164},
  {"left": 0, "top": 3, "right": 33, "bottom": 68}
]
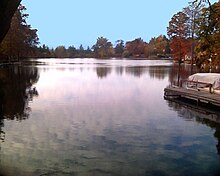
[
  {"left": 186, "top": 73, "right": 220, "bottom": 94},
  {"left": 188, "top": 73, "right": 220, "bottom": 89}
]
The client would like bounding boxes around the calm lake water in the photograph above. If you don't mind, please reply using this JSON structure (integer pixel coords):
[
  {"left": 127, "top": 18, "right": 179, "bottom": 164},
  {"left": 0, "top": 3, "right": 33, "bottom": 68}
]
[{"left": 0, "top": 58, "right": 220, "bottom": 176}]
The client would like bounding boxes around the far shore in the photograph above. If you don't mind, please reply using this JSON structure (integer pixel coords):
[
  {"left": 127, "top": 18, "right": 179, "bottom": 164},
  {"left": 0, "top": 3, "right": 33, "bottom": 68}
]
[
  {"left": 22, "top": 56, "right": 173, "bottom": 60},
  {"left": 0, "top": 57, "right": 174, "bottom": 65}
]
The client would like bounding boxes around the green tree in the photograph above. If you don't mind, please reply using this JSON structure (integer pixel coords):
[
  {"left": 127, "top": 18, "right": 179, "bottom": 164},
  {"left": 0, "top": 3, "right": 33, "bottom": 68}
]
[
  {"left": 54, "top": 46, "right": 67, "bottom": 58},
  {"left": 85, "top": 46, "right": 93, "bottom": 57},
  {"left": 37, "top": 44, "right": 52, "bottom": 58},
  {"left": 148, "top": 35, "right": 170, "bottom": 57},
  {"left": 67, "top": 46, "right": 77, "bottom": 58},
  {"left": 78, "top": 44, "right": 85, "bottom": 58},
  {"left": 114, "top": 40, "right": 125, "bottom": 58},
  {"left": 92, "top": 37, "right": 114, "bottom": 58}
]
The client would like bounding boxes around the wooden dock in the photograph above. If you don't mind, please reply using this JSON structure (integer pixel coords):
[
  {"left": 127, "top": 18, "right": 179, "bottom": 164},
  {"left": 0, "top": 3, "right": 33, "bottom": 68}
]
[{"left": 164, "top": 86, "right": 220, "bottom": 107}]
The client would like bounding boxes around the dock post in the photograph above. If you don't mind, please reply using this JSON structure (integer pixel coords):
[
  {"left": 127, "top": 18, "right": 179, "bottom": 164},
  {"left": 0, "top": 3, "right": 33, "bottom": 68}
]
[
  {"left": 209, "top": 84, "right": 212, "bottom": 93},
  {"left": 197, "top": 99, "right": 200, "bottom": 106}
]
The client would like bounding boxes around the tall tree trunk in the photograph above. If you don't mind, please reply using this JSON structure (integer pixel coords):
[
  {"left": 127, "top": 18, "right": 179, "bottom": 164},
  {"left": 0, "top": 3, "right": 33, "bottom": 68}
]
[{"left": 0, "top": 0, "right": 21, "bottom": 43}]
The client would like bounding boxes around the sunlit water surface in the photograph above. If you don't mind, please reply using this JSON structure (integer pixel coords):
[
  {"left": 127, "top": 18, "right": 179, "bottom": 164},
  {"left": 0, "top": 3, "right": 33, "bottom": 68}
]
[{"left": 0, "top": 59, "right": 220, "bottom": 176}]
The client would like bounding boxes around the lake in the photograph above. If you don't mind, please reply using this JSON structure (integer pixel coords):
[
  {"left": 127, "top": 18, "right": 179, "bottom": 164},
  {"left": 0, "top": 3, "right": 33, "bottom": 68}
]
[{"left": 0, "top": 58, "right": 220, "bottom": 176}]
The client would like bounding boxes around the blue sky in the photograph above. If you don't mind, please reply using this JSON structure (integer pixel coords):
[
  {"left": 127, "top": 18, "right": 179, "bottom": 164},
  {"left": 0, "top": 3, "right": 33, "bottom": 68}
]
[{"left": 22, "top": 0, "right": 217, "bottom": 48}]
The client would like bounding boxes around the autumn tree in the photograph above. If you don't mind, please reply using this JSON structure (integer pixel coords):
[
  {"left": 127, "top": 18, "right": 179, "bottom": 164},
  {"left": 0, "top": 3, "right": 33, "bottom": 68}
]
[
  {"left": 125, "top": 38, "right": 147, "bottom": 58},
  {"left": 170, "top": 38, "right": 191, "bottom": 61},
  {"left": 0, "top": 5, "right": 39, "bottom": 60},
  {"left": 167, "top": 11, "right": 191, "bottom": 86},
  {"left": 92, "top": 37, "right": 114, "bottom": 58},
  {"left": 195, "top": 1, "right": 220, "bottom": 69},
  {"left": 167, "top": 11, "right": 190, "bottom": 62},
  {"left": 0, "top": 0, "right": 21, "bottom": 43}
]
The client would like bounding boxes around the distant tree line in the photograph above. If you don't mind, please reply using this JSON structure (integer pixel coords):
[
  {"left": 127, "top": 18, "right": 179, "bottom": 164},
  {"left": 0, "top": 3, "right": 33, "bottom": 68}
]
[
  {"left": 35, "top": 36, "right": 170, "bottom": 59},
  {"left": 0, "top": 1, "right": 219, "bottom": 70}
]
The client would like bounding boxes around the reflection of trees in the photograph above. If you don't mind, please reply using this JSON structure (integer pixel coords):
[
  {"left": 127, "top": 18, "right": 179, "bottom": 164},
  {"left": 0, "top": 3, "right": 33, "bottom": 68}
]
[
  {"left": 115, "top": 66, "right": 148, "bottom": 77},
  {"left": 169, "top": 64, "right": 190, "bottom": 84},
  {"left": 94, "top": 63, "right": 199, "bottom": 81},
  {"left": 0, "top": 119, "right": 5, "bottom": 143},
  {"left": 125, "top": 66, "right": 147, "bottom": 77},
  {"left": 168, "top": 64, "right": 193, "bottom": 86},
  {"left": 99, "top": 65, "right": 171, "bottom": 79},
  {"left": 115, "top": 66, "right": 124, "bottom": 76},
  {"left": 125, "top": 66, "right": 170, "bottom": 79},
  {"left": 0, "top": 88, "right": 4, "bottom": 143},
  {"left": 166, "top": 99, "right": 220, "bottom": 154},
  {"left": 0, "top": 65, "right": 39, "bottom": 142},
  {"left": 96, "top": 67, "right": 112, "bottom": 79},
  {"left": 148, "top": 66, "right": 170, "bottom": 80}
]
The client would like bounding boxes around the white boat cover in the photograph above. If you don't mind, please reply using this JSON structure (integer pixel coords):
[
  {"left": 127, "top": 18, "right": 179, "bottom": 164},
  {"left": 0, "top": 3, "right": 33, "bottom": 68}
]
[{"left": 188, "top": 73, "right": 220, "bottom": 89}]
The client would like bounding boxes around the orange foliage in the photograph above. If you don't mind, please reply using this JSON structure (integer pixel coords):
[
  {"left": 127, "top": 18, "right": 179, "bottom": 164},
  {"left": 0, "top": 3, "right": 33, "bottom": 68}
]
[
  {"left": 170, "top": 37, "right": 191, "bottom": 61},
  {"left": 125, "top": 38, "right": 147, "bottom": 57}
]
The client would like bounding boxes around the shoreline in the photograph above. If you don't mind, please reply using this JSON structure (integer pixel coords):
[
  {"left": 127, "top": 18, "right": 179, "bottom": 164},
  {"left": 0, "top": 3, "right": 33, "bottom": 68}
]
[
  {"left": 0, "top": 57, "right": 174, "bottom": 66},
  {"left": 20, "top": 57, "right": 173, "bottom": 60}
]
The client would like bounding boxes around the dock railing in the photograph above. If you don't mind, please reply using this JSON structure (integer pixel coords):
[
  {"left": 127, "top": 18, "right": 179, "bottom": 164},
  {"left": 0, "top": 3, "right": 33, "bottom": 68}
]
[{"left": 182, "top": 80, "right": 213, "bottom": 93}]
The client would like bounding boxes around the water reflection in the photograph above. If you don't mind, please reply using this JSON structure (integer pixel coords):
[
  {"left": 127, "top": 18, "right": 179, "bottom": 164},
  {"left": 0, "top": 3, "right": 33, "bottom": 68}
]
[
  {"left": 96, "top": 67, "right": 112, "bottom": 79},
  {"left": 149, "top": 66, "right": 171, "bottom": 80},
  {"left": 34, "top": 59, "right": 173, "bottom": 80},
  {"left": 166, "top": 99, "right": 220, "bottom": 154},
  {"left": 1, "top": 59, "right": 220, "bottom": 176},
  {"left": 168, "top": 64, "right": 198, "bottom": 86},
  {"left": 0, "top": 65, "right": 39, "bottom": 142},
  {"left": 0, "top": 120, "right": 4, "bottom": 142},
  {"left": 95, "top": 63, "right": 193, "bottom": 81},
  {"left": 96, "top": 65, "right": 172, "bottom": 79}
]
